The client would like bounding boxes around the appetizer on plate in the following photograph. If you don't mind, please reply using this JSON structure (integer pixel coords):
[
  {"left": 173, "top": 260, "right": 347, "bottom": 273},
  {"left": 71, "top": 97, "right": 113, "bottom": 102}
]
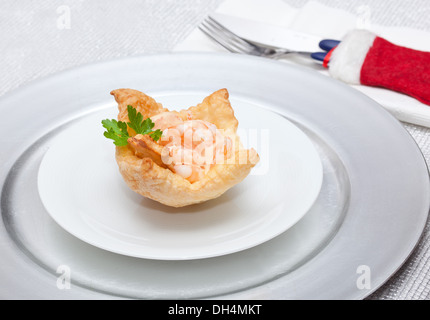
[{"left": 103, "top": 88, "right": 259, "bottom": 207}]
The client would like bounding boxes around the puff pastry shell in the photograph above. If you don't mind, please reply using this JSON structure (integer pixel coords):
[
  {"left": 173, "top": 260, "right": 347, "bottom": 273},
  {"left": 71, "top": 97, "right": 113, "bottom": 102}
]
[{"left": 111, "top": 88, "right": 260, "bottom": 207}]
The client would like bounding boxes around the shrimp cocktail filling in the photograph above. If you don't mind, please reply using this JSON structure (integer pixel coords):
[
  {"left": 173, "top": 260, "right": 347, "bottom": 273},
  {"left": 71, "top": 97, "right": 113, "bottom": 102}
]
[{"left": 103, "top": 106, "right": 233, "bottom": 183}]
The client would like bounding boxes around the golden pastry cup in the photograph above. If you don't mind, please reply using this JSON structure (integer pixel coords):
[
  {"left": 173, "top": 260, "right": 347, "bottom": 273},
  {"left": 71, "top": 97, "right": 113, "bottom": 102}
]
[{"left": 111, "top": 88, "right": 260, "bottom": 207}]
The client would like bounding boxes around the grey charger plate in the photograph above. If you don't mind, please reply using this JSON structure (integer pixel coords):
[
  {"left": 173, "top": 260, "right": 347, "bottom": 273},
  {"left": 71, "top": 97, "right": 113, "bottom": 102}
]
[{"left": 0, "top": 53, "right": 428, "bottom": 299}]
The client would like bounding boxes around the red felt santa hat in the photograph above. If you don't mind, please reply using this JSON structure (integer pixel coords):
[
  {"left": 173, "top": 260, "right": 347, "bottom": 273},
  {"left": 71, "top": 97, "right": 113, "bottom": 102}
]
[{"left": 327, "top": 30, "right": 430, "bottom": 106}]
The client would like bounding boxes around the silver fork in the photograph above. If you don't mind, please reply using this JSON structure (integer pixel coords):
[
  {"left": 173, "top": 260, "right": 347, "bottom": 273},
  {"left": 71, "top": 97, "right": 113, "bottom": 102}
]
[{"left": 198, "top": 16, "right": 311, "bottom": 59}]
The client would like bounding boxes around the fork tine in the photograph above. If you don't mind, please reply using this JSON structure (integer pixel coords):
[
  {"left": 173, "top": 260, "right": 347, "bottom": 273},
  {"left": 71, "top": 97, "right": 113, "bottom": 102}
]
[
  {"left": 206, "top": 17, "right": 257, "bottom": 50},
  {"left": 198, "top": 16, "right": 300, "bottom": 59},
  {"left": 205, "top": 17, "right": 259, "bottom": 54},
  {"left": 199, "top": 16, "right": 259, "bottom": 55},
  {"left": 199, "top": 20, "right": 250, "bottom": 54},
  {"left": 198, "top": 22, "right": 242, "bottom": 54}
]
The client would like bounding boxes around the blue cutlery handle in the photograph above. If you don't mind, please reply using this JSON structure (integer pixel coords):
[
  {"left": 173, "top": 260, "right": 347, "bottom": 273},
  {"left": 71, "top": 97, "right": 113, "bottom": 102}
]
[
  {"left": 319, "top": 39, "right": 341, "bottom": 51},
  {"left": 311, "top": 52, "right": 328, "bottom": 62}
]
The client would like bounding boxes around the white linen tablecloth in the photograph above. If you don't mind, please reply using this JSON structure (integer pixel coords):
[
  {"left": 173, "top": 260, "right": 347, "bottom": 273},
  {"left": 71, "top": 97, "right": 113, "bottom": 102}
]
[{"left": 1, "top": 0, "right": 429, "bottom": 300}]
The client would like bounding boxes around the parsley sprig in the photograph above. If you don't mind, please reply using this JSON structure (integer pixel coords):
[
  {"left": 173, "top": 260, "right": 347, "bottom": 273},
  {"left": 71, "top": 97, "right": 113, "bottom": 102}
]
[{"left": 102, "top": 105, "right": 163, "bottom": 146}]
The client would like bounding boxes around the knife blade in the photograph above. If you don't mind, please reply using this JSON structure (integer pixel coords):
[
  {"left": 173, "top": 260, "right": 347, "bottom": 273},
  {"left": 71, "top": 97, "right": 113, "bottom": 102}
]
[{"left": 210, "top": 13, "right": 322, "bottom": 53}]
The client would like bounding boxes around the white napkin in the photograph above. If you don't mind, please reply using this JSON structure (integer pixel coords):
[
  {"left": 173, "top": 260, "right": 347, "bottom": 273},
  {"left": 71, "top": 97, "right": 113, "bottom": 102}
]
[{"left": 174, "top": 0, "right": 430, "bottom": 128}]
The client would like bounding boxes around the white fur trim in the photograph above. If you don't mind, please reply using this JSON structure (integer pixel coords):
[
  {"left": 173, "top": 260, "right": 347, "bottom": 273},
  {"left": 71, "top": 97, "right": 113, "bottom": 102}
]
[{"left": 329, "top": 30, "right": 376, "bottom": 84}]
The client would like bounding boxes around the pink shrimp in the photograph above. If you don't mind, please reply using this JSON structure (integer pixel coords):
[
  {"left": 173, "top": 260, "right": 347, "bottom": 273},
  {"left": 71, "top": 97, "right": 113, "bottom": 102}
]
[
  {"left": 156, "top": 118, "right": 233, "bottom": 183},
  {"left": 150, "top": 112, "right": 183, "bottom": 131}
]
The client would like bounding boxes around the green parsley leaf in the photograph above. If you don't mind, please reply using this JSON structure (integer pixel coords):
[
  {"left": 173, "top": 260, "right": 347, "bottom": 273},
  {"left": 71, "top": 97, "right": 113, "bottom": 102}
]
[
  {"left": 102, "top": 119, "right": 130, "bottom": 146},
  {"left": 127, "top": 105, "right": 152, "bottom": 135},
  {"left": 102, "top": 106, "right": 163, "bottom": 145},
  {"left": 140, "top": 117, "right": 155, "bottom": 134},
  {"left": 149, "top": 129, "right": 163, "bottom": 142}
]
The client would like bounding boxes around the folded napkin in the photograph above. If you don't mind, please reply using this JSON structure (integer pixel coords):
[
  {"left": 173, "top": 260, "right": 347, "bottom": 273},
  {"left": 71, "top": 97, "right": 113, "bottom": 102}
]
[{"left": 174, "top": 0, "right": 430, "bottom": 128}]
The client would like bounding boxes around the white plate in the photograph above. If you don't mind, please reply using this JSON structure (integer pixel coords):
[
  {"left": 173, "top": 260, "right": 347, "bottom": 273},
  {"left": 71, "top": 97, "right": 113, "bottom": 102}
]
[{"left": 37, "top": 100, "right": 323, "bottom": 260}]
